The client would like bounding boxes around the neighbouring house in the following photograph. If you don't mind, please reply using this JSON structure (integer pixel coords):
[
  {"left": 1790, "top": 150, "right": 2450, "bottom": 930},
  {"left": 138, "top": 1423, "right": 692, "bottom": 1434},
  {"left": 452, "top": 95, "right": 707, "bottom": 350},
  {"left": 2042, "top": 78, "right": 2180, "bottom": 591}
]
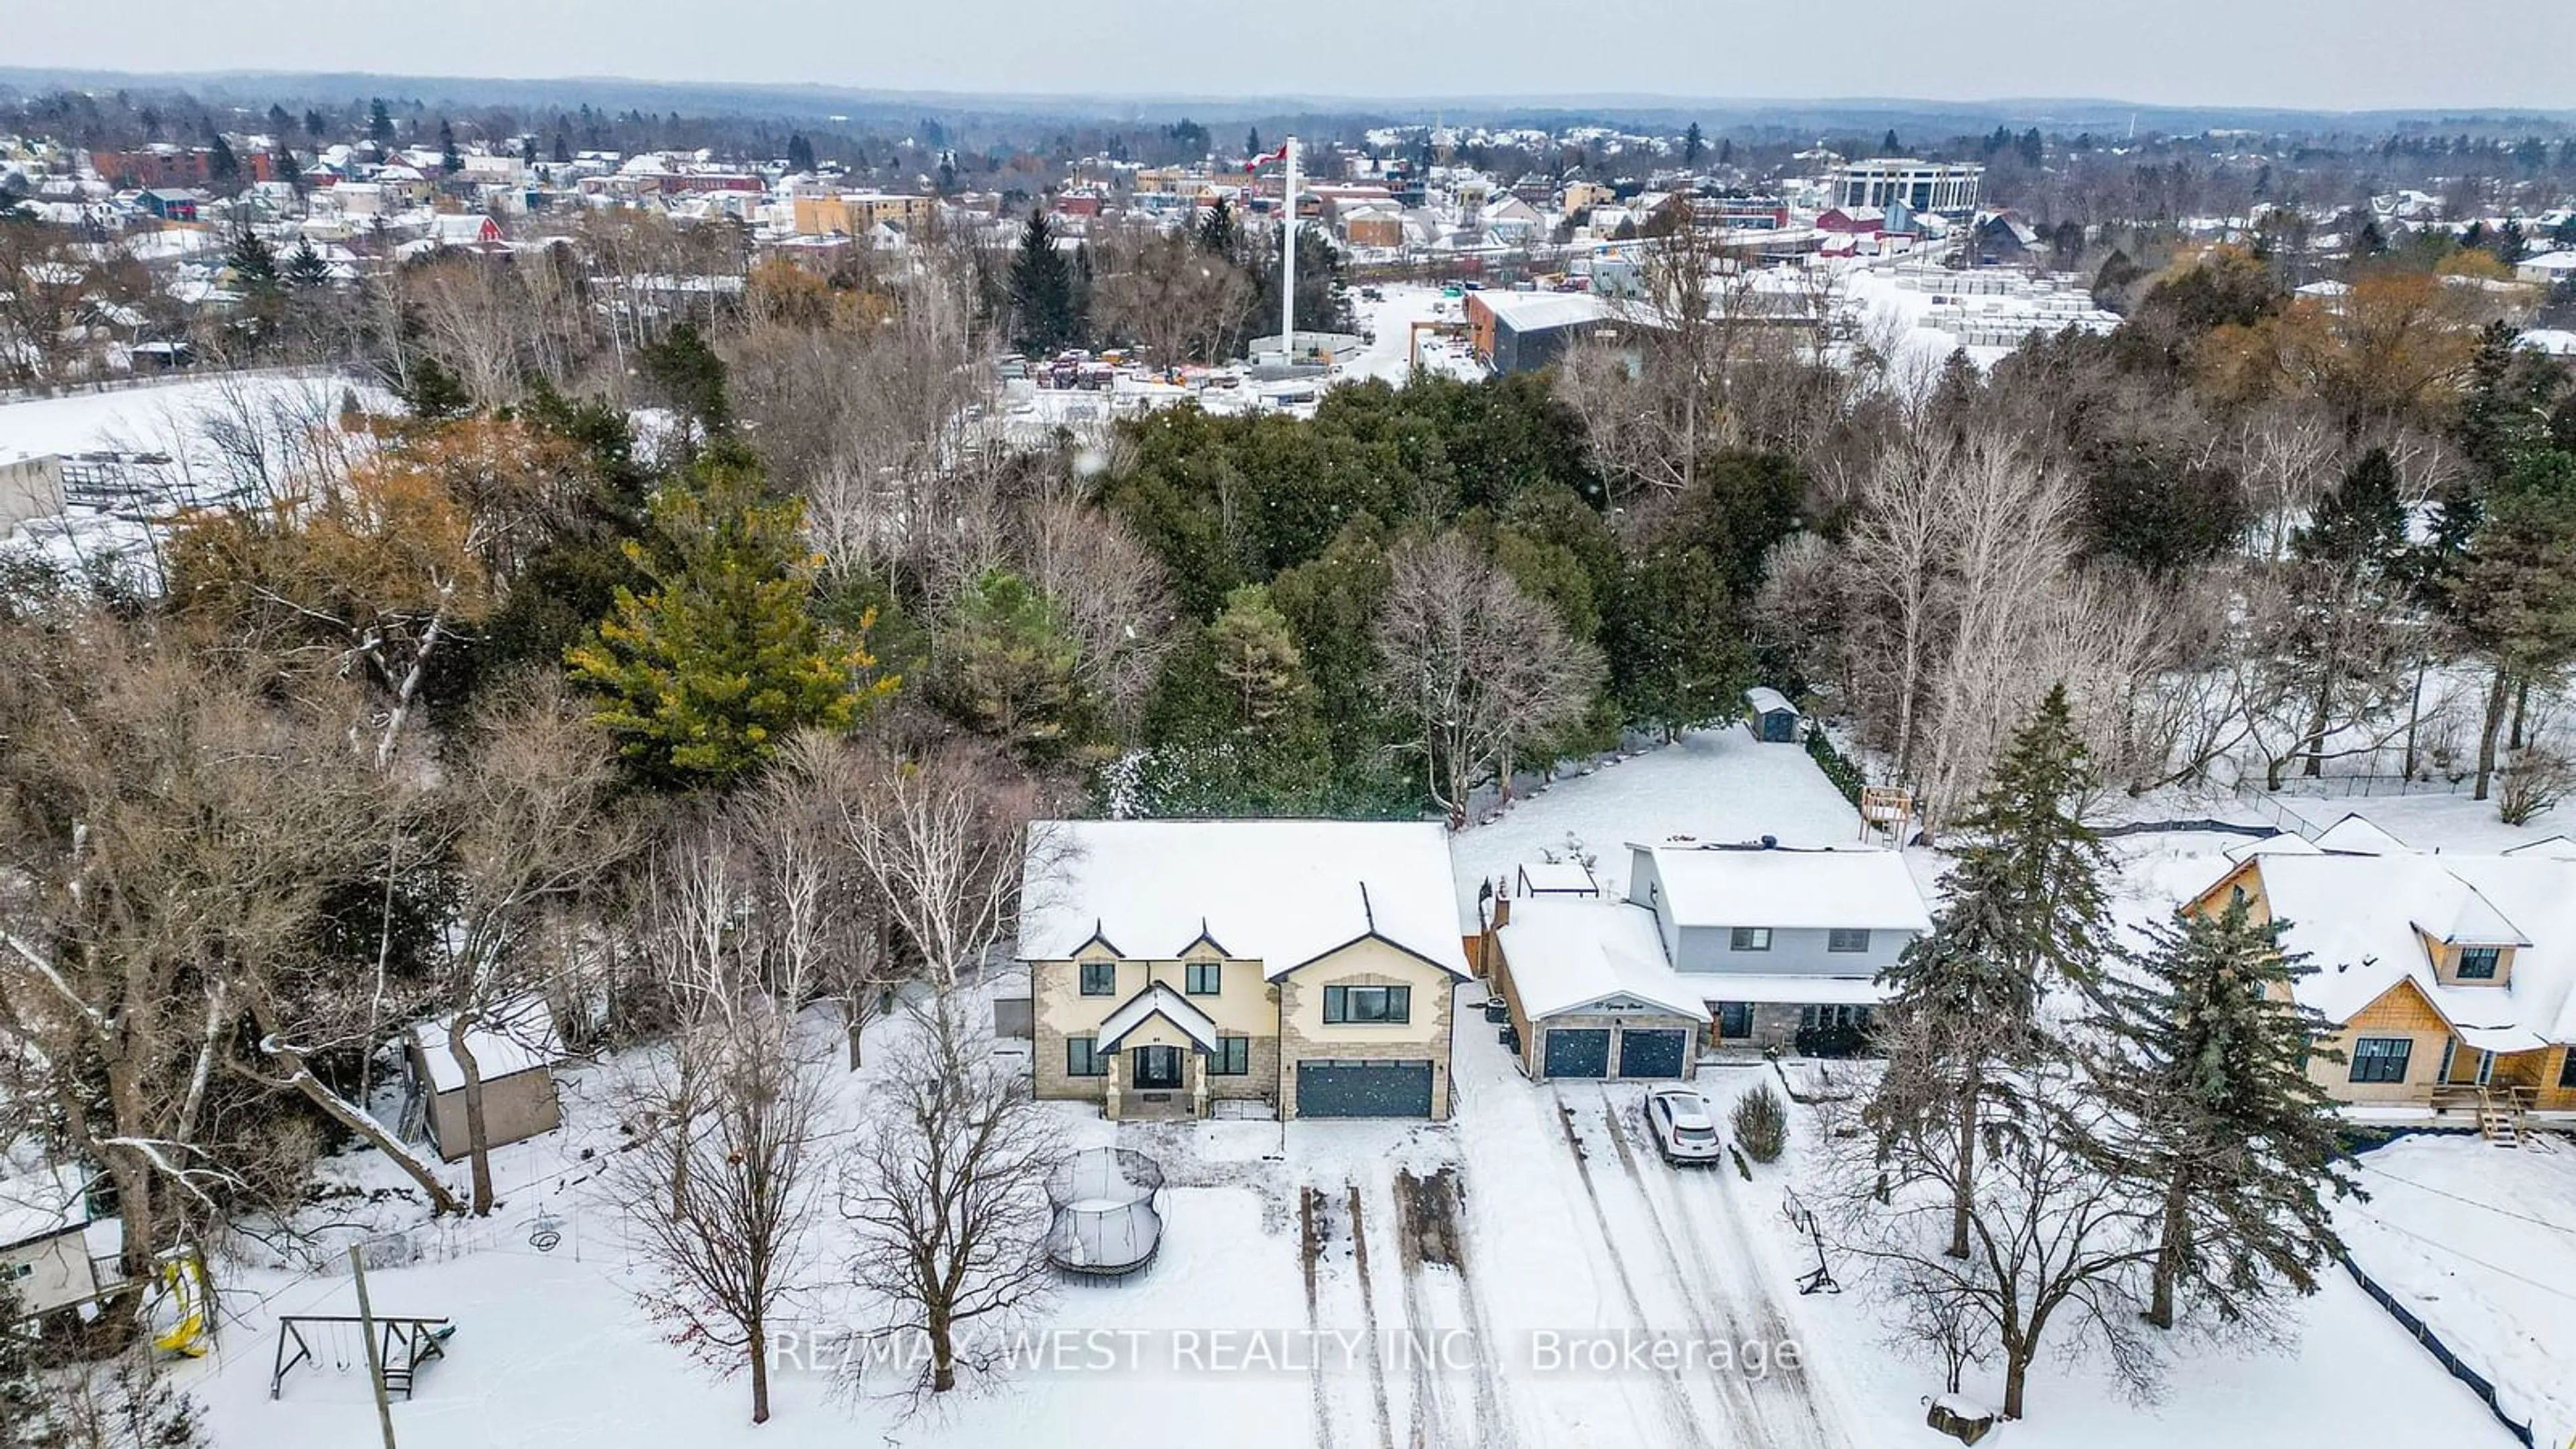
[
  {"left": 1019, "top": 820, "right": 1471, "bottom": 1121},
  {"left": 425, "top": 212, "right": 504, "bottom": 249},
  {"left": 2184, "top": 819, "right": 2576, "bottom": 1140},
  {"left": 138, "top": 188, "right": 201, "bottom": 223},
  {"left": 0, "top": 1165, "right": 111, "bottom": 1318},
  {"left": 1745, "top": 686, "right": 1803, "bottom": 744},
  {"left": 1489, "top": 897, "right": 1711, "bottom": 1081},
  {"left": 405, "top": 996, "right": 566, "bottom": 1161},
  {"left": 1968, "top": 213, "right": 2040, "bottom": 268},
  {"left": 1625, "top": 838, "right": 1932, "bottom": 1051},
  {"left": 0, "top": 452, "right": 66, "bottom": 531}
]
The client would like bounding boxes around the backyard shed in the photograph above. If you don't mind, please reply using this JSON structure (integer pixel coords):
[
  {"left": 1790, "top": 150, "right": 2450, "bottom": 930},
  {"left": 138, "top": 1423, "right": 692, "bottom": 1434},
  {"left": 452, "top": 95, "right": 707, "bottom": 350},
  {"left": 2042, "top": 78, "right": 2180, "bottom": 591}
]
[
  {"left": 405, "top": 996, "right": 566, "bottom": 1162},
  {"left": 1745, "top": 687, "right": 1802, "bottom": 743},
  {"left": 0, "top": 1165, "right": 109, "bottom": 1317}
]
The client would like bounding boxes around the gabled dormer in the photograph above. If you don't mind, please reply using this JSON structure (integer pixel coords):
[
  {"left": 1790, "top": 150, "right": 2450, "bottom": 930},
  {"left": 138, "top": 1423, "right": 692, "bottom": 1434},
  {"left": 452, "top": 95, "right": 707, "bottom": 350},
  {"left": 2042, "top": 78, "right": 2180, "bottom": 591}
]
[{"left": 2413, "top": 880, "right": 2528, "bottom": 989}]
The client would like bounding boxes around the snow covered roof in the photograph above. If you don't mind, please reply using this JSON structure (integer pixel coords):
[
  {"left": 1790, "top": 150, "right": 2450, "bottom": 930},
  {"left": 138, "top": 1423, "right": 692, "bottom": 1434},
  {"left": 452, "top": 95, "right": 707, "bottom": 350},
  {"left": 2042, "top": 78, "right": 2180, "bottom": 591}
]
[
  {"left": 1020, "top": 820, "right": 1470, "bottom": 981},
  {"left": 2226, "top": 832, "right": 2321, "bottom": 863},
  {"left": 1497, "top": 900, "right": 1711, "bottom": 1021},
  {"left": 1094, "top": 983, "right": 1220, "bottom": 1052},
  {"left": 0, "top": 1164, "right": 93, "bottom": 1251},
  {"left": 407, "top": 994, "right": 563, "bottom": 1094},
  {"left": 1474, "top": 289, "right": 1615, "bottom": 332},
  {"left": 1629, "top": 841, "right": 1933, "bottom": 933},
  {"left": 1744, "top": 686, "right": 1796, "bottom": 716},
  {"left": 2313, "top": 813, "right": 2410, "bottom": 855},
  {"left": 2235, "top": 851, "right": 2576, "bottom": 1046}
]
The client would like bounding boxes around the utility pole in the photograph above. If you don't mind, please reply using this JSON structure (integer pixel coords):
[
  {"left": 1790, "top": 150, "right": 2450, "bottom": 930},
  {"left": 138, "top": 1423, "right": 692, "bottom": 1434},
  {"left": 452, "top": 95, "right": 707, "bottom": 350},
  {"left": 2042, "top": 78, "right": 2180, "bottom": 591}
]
[
  {"left": 1281, "top": 135, "right": 1297, "bottom": 360},
  {"left": 348, "top": 1244, "right": 399, "bottom": 1449}
]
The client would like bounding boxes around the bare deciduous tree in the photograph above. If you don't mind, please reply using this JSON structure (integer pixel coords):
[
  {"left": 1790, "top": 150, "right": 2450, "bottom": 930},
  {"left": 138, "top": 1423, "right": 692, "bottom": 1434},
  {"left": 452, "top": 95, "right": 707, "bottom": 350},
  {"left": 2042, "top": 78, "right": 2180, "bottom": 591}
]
[
  {"left": 1373, "top": 533, "right": 1604, "bottom": 827},
  {"left": 841, "top": 994, "right": 1063, "bottom": 1395},
  {"left": 828, "top": 729, "right": 1055, "bottom": 987},
  {"left": 612, "top": 821, "right": 830, "bottom": 1426}
]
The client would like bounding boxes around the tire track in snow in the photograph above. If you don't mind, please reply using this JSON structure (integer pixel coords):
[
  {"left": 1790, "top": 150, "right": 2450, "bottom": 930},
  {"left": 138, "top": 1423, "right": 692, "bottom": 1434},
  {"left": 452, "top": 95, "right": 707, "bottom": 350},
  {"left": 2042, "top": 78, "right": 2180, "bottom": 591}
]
[
  {"left": 1546, "top": 1086, "right": 1714, "bottom": 1449},
  {"left": 1668, "top": 1130, "right": 1856, "bottom": 1448},
  {"left": 1391, "top": 1166, "right": 1516, "bottom": 1449}
]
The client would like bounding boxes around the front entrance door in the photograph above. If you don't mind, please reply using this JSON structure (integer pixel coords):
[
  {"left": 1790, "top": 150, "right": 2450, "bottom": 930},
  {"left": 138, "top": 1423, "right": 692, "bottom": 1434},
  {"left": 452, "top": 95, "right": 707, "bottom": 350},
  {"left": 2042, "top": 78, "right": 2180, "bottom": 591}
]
[{"left": 1132, "top": 1045, "right": 1184, "bottom": 1090}]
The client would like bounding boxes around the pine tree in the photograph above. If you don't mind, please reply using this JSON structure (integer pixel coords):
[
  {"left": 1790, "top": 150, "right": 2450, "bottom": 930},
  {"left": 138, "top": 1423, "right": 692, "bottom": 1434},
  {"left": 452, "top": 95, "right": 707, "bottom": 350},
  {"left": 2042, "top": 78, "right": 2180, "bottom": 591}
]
[
  {"left": 521, "top": 134, "right": 539, "bottom": 166},
  {"left": 637, "top": 321, "right": 732, "bottom": 439},
  {"left": 552, "top": 132, "right": 573, "bottom": 164},
  {"left": 786, "top": 132, "right": 816, "bottom": 174},
  {"left": 1008, "top": 209, "right": 1079, "bottom": 356},
  {"left": 929, "top": 568, "right": 1092, "bottom": 760},
  {"left": 1195, "top": 196, "right": 1238, "bottom": 257},
  {"left": 1682, "top": 121, "right": 1704, "bottom": 164},
  {"left": 226, "top": 230, "right": 282, "bottom": 295},
  {"left": 1869, "top": 683, "right": 2113, "bottom": 1257},
  {"left": 1882, "top": 127, "right": 1903, "bottom": 154},
  {"left": 438, "top": 118, "right": 462, "bottom": 174},
  {"left": 567, "top": 457, "right": 889, "bottom": 790},
  {"left": 2090, "top": 897, "right": 2357, "bottom": 1330},
  {"left": 368, "top": 97, "right": 395, "bottom": 146},
  {"left": 1206, "top": 582, "right": 1311, "bottom": 731},
  {"left": 1245, "top": 126, "right": 1261, "bottom": 160},
  {"left": 303, "top": 107, "right": 326, "bottom": 139}
]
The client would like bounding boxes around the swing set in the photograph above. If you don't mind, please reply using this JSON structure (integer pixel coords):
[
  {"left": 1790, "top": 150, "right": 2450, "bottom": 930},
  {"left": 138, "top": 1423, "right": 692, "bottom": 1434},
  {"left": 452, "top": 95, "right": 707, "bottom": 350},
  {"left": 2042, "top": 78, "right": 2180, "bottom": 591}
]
[{"left": 269, "top": 1314, "right": 455, "bottom": 1401}]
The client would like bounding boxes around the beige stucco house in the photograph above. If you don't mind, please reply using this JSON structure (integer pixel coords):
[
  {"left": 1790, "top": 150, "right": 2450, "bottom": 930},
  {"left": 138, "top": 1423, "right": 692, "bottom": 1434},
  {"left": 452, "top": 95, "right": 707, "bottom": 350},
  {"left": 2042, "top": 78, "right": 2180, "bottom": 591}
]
[{"left": 1019, "top": 820, "right": 1470, "bottom": 1120}]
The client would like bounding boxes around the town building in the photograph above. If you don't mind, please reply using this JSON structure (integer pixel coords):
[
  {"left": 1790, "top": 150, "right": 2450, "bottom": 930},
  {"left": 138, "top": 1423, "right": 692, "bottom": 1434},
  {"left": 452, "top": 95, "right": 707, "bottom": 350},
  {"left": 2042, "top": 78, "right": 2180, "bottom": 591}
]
[
  {"left": 1827, "top": 157, "right": 1982, "bottom": 215},
  {"left": 1018, "top": 820, "right": 1470, "bottom": 1121}
]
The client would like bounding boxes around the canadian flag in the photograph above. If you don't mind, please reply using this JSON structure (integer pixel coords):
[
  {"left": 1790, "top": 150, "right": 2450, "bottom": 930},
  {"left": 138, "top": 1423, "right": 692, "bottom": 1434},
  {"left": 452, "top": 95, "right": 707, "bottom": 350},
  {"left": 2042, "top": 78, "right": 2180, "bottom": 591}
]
[{"left": 1243, "top": 144, "right": 1289, "bottom": 173}]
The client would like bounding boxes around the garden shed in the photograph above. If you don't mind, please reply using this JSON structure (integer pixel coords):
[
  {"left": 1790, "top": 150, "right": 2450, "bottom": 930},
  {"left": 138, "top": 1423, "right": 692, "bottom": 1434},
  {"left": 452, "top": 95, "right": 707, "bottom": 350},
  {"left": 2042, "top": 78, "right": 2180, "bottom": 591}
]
[{"left": 1744, "top": 687, "right": 1802, "bottom": 743}]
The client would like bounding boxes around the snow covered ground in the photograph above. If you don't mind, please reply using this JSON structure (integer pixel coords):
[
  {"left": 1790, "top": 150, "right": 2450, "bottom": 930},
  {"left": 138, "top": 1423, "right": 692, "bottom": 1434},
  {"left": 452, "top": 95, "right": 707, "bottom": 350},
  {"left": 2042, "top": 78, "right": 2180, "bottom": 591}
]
[
  {"left": 2339, "top": 1134, "right": 2576, "bottom": 1447},
  {"left": 1337, "top": 284, "right": 1485, "bottom": 387},
  {"left": 165, "top": 727, "right": 2561, "bottom": 1448}
]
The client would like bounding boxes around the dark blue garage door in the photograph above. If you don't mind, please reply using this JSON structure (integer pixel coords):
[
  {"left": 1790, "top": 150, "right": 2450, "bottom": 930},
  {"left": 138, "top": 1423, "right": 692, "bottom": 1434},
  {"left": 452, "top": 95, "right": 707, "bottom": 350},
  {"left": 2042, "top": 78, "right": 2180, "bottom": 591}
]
[
  {"left": 1617, "top": 1028, "right": 1688, "bottom": 1079},
  {"left": 1543, "top": 1028, "right": 1611, "bottom": 1079},
  {"left": 1295, "top": 1059, "right": 1434, "bottom": 1117}
]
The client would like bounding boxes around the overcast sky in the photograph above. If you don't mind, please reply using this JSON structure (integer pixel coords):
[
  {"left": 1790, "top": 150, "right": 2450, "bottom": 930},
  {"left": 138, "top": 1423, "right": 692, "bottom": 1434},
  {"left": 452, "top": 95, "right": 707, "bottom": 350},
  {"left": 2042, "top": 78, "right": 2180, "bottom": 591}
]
[{"left": 8, "top": 0, "right": 2571, "bottom": 113}]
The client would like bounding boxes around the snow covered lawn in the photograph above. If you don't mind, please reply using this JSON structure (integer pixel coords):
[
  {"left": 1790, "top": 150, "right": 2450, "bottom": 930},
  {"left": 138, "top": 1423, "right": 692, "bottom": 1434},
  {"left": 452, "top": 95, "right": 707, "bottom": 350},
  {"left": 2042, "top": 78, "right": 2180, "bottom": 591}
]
[{"left": 2340, "top": 1133, "right": 2576, "bottom": 1447}]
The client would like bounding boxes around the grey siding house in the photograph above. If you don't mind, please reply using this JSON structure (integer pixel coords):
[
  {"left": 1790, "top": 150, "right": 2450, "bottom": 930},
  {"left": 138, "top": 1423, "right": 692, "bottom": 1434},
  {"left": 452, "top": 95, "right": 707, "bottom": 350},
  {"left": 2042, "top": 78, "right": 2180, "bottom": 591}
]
[{"left": 1625, "top": 840, "right": 1933, "bottom": 1050}]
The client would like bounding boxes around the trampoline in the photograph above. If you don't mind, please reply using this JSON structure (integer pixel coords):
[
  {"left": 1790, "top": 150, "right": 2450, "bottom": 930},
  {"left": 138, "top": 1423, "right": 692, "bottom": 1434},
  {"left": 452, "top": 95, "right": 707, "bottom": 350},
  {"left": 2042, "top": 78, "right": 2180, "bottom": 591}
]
[{"left": 1045, "top": 1146, "right": 1166, "bottom": 1278}]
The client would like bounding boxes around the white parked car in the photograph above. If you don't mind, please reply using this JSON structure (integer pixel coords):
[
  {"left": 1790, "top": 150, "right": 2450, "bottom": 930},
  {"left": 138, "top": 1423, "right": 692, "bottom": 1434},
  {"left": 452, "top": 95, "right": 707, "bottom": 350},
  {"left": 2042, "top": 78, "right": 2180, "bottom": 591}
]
[{"left": 1645, "top": 1087, "right": 1723, "bottom": 1165}]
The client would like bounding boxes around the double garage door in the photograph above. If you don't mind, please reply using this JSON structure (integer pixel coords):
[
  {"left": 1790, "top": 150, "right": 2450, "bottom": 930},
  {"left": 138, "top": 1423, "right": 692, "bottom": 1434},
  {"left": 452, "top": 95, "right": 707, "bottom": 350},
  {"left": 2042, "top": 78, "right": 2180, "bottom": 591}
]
[
  {"left": 1543, "top": 1026, "right": 1690, "bottom": 1081},
  {"left": 1295, "top": 1059, "right": 1436, "bottom": 1118}
]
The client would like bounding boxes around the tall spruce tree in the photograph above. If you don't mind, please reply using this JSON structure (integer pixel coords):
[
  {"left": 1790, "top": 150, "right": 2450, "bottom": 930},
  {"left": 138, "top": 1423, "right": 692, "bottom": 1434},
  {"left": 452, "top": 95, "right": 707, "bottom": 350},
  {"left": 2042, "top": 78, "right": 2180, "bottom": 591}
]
[
  {"left": 368, "top": 97, "right": 395, "bottom": 146},
  {"left": 1008, "top": 209, "right": 1079, "bottom": 356},
  {"left": 2091, "top": 896, "right": 2357, "bottom": 1330},
  {"left": 1869, "top": 683, "right": 2114, "bottom": 1257}
]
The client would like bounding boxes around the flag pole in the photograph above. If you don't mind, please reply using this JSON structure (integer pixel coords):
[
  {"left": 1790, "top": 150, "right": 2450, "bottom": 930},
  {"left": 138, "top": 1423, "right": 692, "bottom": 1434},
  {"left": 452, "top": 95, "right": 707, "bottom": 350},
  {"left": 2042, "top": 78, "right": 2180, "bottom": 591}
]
[{"left": 1281, "top": 136, "right": 1297, "bottom": 361}]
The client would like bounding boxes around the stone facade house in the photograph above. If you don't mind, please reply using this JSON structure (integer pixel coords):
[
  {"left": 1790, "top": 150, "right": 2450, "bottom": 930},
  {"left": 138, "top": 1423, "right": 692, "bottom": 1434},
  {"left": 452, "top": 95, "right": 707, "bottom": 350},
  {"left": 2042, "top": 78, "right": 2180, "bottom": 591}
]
[{"left": 1019, "top": 820, "right": 1470, "bottom": 1121}]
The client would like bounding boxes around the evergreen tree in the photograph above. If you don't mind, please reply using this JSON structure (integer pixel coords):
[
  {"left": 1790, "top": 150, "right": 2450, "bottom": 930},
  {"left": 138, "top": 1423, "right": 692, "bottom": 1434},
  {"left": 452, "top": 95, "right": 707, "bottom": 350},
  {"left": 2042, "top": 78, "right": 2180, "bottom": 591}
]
[
  {"left": 438, "top": 118, "right": 462, "bottom": 174},
  {"left": 206, "top": 131, "right": 239, "bottom": 186},
  {"left": 929, "top": 568, "right": 1093, "bottom": 761},
  {"left": 1245, "top": 126, "right": 1261, "bottom": 160},
  {"left": 1882, "top": 127, "right": 1903, "bottom": 154},
  {"left": 1606, "top": 547, "right": 1750, "bottom": 739},
  {"left": 1717, "top": 137, "right": 1733, "bottom": 165},
  {"left": 303, "top": 107, "right": 327, "bottom": 139},
  {"left": 225, "top": 230, "right": 282, "bottom": 302},
  {"left": 1133, "top": 584, "right": 1331, "bottom": 814},
  {"left": 567, "top": 458, "right": 888, "bottom": 790},
  {"left": 1682, "top": 121, "right": 1704, "bottom": 164},
  {"left": 266, "top": 103, "right": 292, "bottom": 136},
  {"left": 786, "top": 132, "right": 816, "bottom": 173},
  {"left": 521, "top": 134, "right": 539, "bottom": 166},
  {"left": 1007, "top": 209, "right": 1080, "bottom": 356},
  {"left": 368, "top": 97, "right": 395, "bottom": 146},
  {"left": 1868, "top": 684, "right": 2113, "bottom": 1258},
  {"left": 1195, "top": 196, "right": 1238, "bottom": 256},
  {"left": 552, "top": 132, "right": 573, "bottom": 164},
  {"left": 2091, "top": 896, "right": 2358, "bottom": 1330},
  {"left": 637, "top": 321, "right": 732, "bottom": 439},
  {"left": 282, "top": 237, "right": 331, "bottom": 289}
]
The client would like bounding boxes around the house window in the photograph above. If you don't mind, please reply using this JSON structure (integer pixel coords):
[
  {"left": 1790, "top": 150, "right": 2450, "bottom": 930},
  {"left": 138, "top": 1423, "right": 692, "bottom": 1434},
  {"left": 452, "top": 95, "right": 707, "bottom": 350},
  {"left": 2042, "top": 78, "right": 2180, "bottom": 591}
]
[
  {"left": 1212, "top": 1036, "right": 1250, "bottom": 1075},
  {"left": 1079, "top": 962, "right": 1117, "bottom": 996},
  {"left": 1827, "top": 928, "right": 1872, "bottom": 954},
  {"left": 1066, "top": 1036, "right": 1106, "bottom": 1077},
  {"left": 1186, "top": 962, "right": 1223, "bottom": 996},
  {"left": 1324, "top": 984, "right": 1411, "bottom": 1024},
  {"left": 1730, "top": 927, "right": 1772, "bottom": 952},
  {"left": 2456, "top": 947, "right": 2501, "bottom": 981},
  {"left": 1802, "top": 1004, "right": 1872, "bottom": 1030},
  {"left": 2349, "top": 1036, "right": 2412, "bottom": 1085},
  {"left": 2561, "top": 1050, "right": 2576, "bottom": 1090}
]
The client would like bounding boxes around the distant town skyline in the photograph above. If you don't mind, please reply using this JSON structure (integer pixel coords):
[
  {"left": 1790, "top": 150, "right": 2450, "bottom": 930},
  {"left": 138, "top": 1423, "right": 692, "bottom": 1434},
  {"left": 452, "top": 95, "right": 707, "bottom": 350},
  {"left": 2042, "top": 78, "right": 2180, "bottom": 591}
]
[{"left": 9, "top": 0, "right": 2573, "bottom": 117}]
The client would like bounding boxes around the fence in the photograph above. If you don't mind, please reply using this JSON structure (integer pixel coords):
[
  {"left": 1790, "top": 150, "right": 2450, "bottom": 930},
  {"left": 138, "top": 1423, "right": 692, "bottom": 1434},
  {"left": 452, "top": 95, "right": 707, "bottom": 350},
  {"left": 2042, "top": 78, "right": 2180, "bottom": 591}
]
[{"left": 2339, "top": 1254, "right": 2535, "bottom": 1446}]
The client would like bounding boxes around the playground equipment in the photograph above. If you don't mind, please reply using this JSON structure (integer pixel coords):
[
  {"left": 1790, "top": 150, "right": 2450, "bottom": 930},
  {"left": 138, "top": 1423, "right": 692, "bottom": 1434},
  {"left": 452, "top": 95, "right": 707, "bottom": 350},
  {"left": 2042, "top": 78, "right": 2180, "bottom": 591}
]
[
  {"left": 150, "top": 1248, "right": 215, "bottom": 1358},
  {"left": 271, "top": 1315, "right": 455, "bottom": 1400},
  {"left": 1044, "top": 1147, "right": 1165, "bottom": 1279}
]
